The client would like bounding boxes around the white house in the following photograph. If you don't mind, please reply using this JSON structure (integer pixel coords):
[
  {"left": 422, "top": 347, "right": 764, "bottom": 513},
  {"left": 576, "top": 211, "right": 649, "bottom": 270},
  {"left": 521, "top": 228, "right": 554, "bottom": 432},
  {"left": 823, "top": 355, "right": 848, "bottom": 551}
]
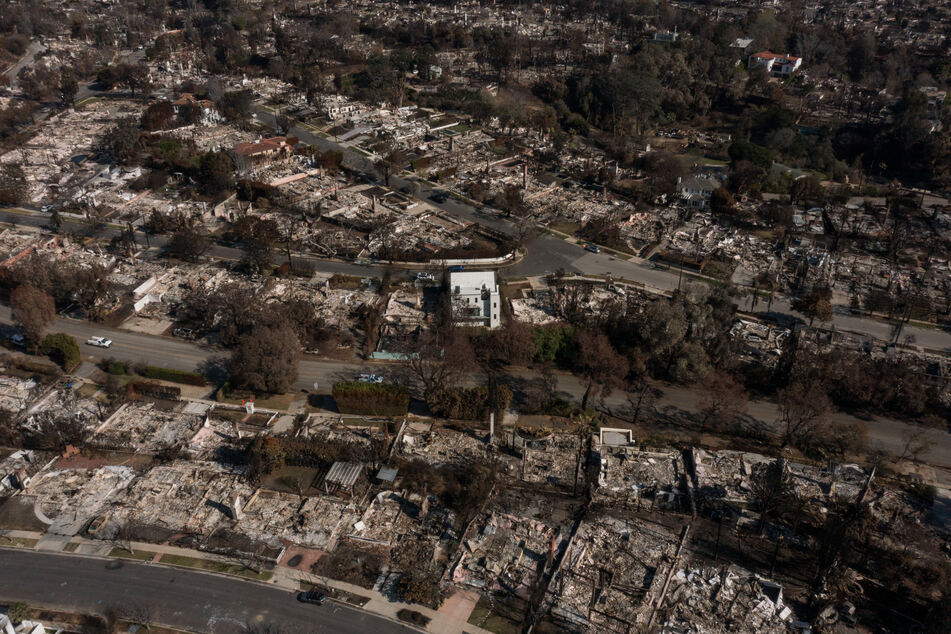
[
  {"left": 450, "top": 270, "right": 500, "bottom": 329},
  {"left": 677, "top": 175, "right": 720, "bottom": 210},
  {"left": 749, "top": 52, "right": 802, "bottom": 77}
]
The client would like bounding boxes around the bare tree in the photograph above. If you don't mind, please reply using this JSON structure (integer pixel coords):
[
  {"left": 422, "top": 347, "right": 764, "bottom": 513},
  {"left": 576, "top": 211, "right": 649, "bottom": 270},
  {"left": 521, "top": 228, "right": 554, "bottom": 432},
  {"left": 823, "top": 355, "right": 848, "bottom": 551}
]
[
  {"left": 404, "top": 331, "right": 474, "bottom": 394},
  {"left": 573, "top": 329, "right": 628, "bottom": 410},
  {"left": 897, "top": 426, "right": 934, "bottom": 465},
  {"left": 777, "top": 380, "right": 833, "bottom": 448},
  {"left": 698, "top": 372, "right": 749, "bottom": 433}
]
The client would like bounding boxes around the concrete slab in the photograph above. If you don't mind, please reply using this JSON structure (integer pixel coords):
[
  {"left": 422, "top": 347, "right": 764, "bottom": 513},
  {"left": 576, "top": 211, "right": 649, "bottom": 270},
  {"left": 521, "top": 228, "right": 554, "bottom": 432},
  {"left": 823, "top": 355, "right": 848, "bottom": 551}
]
[
  {"left": 272, "top": 415, "right": 295, "bottom": 433},
  {"left": 437, "top": 589, "right": 480, "bottom": 622},
  {"left": 35, "top": 533, "right": 71, "bottom": 552}
]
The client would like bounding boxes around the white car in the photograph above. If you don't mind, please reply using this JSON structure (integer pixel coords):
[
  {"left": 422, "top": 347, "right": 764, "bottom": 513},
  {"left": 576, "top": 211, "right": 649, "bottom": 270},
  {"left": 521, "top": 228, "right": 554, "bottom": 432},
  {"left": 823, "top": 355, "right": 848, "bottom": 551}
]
[
  {"left": 358, "top": 374, "right": 384, "bottom": 384},
  {"left": 415, "top": 272, "right": 435, "bottom": 282},
  {"left": 86, "top": 336, "right": 113, "bottom": 348}
]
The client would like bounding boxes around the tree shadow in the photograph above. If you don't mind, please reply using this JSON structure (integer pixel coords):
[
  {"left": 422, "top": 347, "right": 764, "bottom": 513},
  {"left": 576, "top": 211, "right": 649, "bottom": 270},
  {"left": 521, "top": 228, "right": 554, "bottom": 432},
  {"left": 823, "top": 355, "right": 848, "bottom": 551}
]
[{"left": 197, "top": 355, "right": 230, "bottom": 385}]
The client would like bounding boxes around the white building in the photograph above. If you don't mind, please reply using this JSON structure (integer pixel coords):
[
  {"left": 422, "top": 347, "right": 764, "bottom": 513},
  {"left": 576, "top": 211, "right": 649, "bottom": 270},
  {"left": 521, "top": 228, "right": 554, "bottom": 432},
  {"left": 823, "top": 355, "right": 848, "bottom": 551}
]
[
  {"left": 450, "top": 270, "right": 500, "bottom": 329},
  {"left": 749, "top": 52, "right": 802, "bottom": 77},
  {"left": 677, "top": 175, "right": 720, "bottom": 210}
]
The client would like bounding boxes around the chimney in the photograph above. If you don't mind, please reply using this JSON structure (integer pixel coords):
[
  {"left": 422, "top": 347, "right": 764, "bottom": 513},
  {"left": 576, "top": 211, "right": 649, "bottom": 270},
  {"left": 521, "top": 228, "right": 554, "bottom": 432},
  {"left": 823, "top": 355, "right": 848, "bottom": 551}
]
[
  {"left": 522, "top": 163, "right": 528, "bottom": 188},
  {"left": 230, "top": 494, "right": 244, "bottom": 520},
  {"left": 489, "top": 412, "right": 495, "bottom": 443}
]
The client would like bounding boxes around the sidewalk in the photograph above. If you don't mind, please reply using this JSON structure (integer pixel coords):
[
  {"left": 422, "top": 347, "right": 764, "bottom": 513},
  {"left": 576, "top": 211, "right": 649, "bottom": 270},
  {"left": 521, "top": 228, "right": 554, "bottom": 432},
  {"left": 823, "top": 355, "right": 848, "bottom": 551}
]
[{"left": 0, "top": 529, "right": 493, "bottom": 634}]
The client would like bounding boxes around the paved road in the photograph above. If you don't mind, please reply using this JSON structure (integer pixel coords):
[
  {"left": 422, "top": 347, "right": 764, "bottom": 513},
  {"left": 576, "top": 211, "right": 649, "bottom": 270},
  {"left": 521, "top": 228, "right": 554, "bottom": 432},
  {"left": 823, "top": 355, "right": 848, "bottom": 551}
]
[
  {"left": 2, "top": 305, "right": 949, "bottom": 475},
  {"left": 0, "top": 550, "right": 413, "bottom": 634},
  {"left": 2, "top": 42, "right": 45, "bottom": 85}
]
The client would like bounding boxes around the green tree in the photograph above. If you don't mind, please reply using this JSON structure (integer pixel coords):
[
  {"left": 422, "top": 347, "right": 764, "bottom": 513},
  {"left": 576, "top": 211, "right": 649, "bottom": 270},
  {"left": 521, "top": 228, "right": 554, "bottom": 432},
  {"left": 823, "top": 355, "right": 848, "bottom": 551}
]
[
  {"left": 167, "top": 227, "right": 209, "bottom": 262},
  {"left": 10, "top": 284, "right": 56, "bottom": 349},
  {"left": 40, "top": 333, "right": 81, "bottom": 370},
  {"left": 229, "top": 324, "right": 300, "bottom": 394}
]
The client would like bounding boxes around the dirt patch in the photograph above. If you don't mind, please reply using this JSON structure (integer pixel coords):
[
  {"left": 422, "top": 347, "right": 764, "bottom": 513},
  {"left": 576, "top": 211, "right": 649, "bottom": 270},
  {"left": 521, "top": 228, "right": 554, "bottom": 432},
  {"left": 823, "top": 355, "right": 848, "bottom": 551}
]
[
  {"left": 280, "top": 544, "right": 326, "bottom": 571},
  {"left": 0, "top": 496, "right": 48, "bottom": 531},
  {"left": 310, "top": 544, "right": 384, "bottom": 589}
]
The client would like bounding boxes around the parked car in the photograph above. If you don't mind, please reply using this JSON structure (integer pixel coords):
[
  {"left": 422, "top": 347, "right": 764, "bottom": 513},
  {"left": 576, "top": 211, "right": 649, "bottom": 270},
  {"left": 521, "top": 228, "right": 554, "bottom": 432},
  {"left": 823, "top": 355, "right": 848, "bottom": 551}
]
[
  {"left": 86, "top": 336, "right": 112, "bottom": 348},
  {"left": 358, "top": 374, "right": 384, "bottom": 384},
  {"left": 429, "top": 191, "right": 450, "bottom": 203},
  {"left": 415, "top": 272, "right": 435, "bottom": 282},
  {"left": 40, "top": 204, "right": 53, "bottom": 213},
  {"left": 8, "top": 334, "right": 24, "bottom": 347},
  {"left": 583, "top": 244, "right": 601, "bottom": 253},
  {"left": 297, "top": 589, "right": 326, "bottom": 605},
  {"left": 447, "top": 265, "right": 464, "bottom": 272}
]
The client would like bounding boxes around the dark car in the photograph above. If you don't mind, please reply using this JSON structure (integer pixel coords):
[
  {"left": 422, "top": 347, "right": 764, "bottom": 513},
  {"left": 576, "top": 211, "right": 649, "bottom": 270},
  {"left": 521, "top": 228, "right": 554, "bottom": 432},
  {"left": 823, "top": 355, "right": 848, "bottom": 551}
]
[
  {"left": 429, "top": 191, "right": 450, "bottom": 203},
  {"left": 584, "top": 244, "right": 601, "bottom": 253},
  {"left": 447, "top": 265, "right": 465, "bottom": 272},
  {"left": 297, "top": 589, "right": 326, "bottom": 605}
]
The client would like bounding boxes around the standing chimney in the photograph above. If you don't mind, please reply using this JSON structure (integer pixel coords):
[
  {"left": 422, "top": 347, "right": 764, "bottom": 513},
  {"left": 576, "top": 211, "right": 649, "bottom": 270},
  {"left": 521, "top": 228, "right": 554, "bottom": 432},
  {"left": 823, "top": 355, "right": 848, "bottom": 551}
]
[
  {"left": 522, "top": 163, "right": 528, "bottom": 188},
  {"left": 230, "top": 494, "right": 244, "bottom": 520},
  {"left": 489, "top": 412, "right": 495, "bottom": 443}
]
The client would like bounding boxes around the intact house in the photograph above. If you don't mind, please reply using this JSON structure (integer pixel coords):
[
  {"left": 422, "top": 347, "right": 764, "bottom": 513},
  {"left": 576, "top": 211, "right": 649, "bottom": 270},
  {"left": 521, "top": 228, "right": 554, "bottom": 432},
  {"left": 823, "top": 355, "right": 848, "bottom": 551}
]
[
  {"left": 749, "top": 52, "right": 802, "bottom": 77},
  {"left": 677, "top": 175, "right": 720, "bottom": 210},
  {"left": 172, "top": 93, "right": 221, "bottom": 124},
  {"left": 450, "top": 270, "right": 500, "bottom": 328},
  {"left": 233, "top": 136, "right": 298, "bottom": 163}
]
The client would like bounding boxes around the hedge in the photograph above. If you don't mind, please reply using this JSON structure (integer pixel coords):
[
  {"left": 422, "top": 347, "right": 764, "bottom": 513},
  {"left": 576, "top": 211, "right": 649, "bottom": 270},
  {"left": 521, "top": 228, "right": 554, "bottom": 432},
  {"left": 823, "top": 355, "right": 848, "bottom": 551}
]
[
  {"left": 332, "top": 381, "right": 410, "bottom": 416},
  {"left": 426, "top": 385, "right": 512, "bottom": 421},
  {"left": 130, "top": 381, "right": 182, "bottom": 400},
  {"left": 142, "top": 366, "right": 207, "bottom": 386},
  {"left": 40, "top": 333, "right": 81, "bottom": 371}
]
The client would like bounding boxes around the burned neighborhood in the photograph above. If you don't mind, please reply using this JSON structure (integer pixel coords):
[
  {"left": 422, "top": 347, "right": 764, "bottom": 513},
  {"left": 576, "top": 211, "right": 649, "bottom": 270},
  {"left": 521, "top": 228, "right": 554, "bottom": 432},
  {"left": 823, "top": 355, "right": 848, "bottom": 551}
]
[{"left": 0, "top": 0, "right": 950, "bottom": 633}]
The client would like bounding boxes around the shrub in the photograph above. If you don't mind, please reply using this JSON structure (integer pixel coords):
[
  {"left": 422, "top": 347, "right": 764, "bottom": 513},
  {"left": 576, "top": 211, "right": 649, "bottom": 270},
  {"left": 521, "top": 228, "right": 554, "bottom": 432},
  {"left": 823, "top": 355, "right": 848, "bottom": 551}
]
[
  {"left": 130, "top": 381, "right": 182, "bottom": 400},
  {"left": 332, "top": 381, "right": 410, "bottom": 416},
  {"left": 8, "top": 356, "right": 60, "bottom": 376},
  {"left": 107, "top": 360, "right": 127, "bottom": 375},
  {"left": 40, "top": 333, "right": 81, "bottom": 371},
  {"left": 7, "top": 601, "right": 30, "bottom": 623},
  {"left": 141, "top": 366, "right": 207, "bottom": 386},
  {"left": 426, "top": 386, "right": 512, "bottom": 420}
]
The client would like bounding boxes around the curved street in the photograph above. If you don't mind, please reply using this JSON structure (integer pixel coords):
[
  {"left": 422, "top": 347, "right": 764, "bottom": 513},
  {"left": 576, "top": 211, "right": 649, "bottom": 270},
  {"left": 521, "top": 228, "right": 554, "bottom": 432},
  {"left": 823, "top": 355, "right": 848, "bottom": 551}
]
[{"left": 0, "top": 549, "right": 415, "bottom": 634}]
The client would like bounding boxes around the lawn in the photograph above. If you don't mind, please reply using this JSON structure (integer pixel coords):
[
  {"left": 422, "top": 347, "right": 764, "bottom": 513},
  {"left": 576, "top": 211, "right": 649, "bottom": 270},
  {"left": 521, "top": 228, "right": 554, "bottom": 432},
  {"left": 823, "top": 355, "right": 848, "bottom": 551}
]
[
  {"left": 548, "top": 221, "right": 581, "bottom": 236},
  {"left": 76, "top": 383, "right": 100, "bottom": 398},
  {"left": 0, "top": 536, "right": 38, "bottom": 548},
  {"left": 109, "top": 547, "right": 155, "bottom": 561},
  {"left": 217, "top": 390, "right": 295, "bottom": 412},
  {"left": 160, "top": 553, "right": 274, "bottom": 581}
]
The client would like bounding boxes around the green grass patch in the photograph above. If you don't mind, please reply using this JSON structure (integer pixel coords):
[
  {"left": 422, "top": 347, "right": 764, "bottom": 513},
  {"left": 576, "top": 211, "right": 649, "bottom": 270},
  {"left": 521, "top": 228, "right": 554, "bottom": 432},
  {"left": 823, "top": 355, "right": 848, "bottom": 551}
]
[
  {"left": 109, "top": 547, "right": 155, "bottom": 561},
  {"left": 159, "top": 553, "right": 273, "bottom": 581},
  {"left": 76, "top": 383, "right": 100, "bottom": 398},
  {"left": 332, "top": 381, "right": 410, "bottom": 416},
  {"left": 142, "top": 366, "right": 207, "bottom": 386},
  {"left": 217, "top": 389, "right": 295, "bottom": 411},
  {"left": 548, "top": 221, "right": 581, "bottom": 235}
]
